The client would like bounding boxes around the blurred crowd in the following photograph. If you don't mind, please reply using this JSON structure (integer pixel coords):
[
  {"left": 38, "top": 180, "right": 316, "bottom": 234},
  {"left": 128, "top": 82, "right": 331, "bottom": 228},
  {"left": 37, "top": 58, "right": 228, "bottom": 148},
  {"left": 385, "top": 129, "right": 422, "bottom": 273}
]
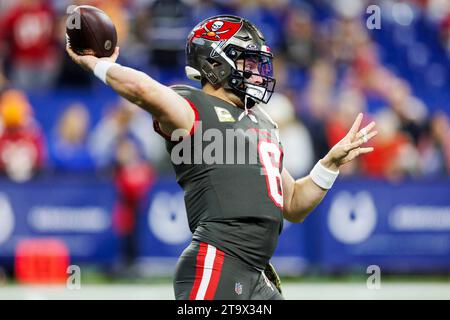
[{"left": 0, "top": 0, "right": 449, "bottom": 183}]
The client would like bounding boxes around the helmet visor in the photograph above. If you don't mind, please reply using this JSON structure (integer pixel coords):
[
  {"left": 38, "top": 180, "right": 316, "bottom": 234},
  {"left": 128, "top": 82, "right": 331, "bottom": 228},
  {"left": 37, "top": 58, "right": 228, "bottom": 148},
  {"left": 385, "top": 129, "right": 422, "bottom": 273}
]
[
  {"left": 241, "top": 52, "right": 275, "bottom": 104},
  {"left": 240, "top": 52, "right": 273, "bottom": 78}
]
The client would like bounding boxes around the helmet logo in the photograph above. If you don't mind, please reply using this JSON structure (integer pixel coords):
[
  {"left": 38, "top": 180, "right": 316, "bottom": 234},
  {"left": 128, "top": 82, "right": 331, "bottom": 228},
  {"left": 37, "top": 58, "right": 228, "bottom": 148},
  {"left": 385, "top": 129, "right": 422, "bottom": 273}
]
[
  {"left": 192, "top": 19, "right": 242, "bottom": 42},
  {"left": 211, "top": 21, "right": 224, "bottom": 32},
  {"left": 203, "top": 20, "right": 228, "bottom": 39},
  {"left": 202, "top": 21, "right": 230, "bottom": 40}
]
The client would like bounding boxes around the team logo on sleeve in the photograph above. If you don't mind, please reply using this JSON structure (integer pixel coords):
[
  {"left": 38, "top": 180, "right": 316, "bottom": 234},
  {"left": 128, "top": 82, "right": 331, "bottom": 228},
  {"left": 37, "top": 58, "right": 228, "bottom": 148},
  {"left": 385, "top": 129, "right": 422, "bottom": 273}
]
[{"left": 192, "top": 19, "right": 242, "bottom": 42}]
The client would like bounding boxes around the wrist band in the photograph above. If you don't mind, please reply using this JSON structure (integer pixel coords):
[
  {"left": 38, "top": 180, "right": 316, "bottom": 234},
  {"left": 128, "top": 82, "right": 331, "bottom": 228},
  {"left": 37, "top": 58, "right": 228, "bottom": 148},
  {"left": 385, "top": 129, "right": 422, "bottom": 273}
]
[
  {"left": 309, "top": 160, "right": 339, "bottom": 189},
  {"left": 93, "top": 61, "right": 119, "bottom": 84}
]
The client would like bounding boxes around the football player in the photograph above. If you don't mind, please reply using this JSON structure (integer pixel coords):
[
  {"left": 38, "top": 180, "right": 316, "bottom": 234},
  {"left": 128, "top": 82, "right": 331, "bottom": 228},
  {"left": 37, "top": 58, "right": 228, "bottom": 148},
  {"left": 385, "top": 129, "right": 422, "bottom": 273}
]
[{"left": 67, "top": 15, "right": 377, "bottom": 300}]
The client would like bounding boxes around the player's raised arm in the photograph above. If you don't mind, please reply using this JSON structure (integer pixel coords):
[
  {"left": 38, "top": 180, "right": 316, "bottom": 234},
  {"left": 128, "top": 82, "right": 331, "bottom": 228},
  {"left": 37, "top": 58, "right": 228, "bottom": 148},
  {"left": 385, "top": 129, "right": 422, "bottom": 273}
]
[
  {"left": 66, "top": 45, "right": 194, "bottom": 136},
  {"left": 282, "top": 113, "right": 377, "bottom": 223},
  {"left": 66, "top": 46, "right": 194, "bottom": 136}
]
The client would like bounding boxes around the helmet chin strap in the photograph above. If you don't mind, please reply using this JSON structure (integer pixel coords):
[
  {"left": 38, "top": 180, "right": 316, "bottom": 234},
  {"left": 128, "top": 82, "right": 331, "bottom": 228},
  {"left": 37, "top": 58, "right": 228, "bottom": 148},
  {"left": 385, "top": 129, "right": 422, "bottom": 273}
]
[{"left": 238, "top": 94, "right": 258, "bottom": 123}]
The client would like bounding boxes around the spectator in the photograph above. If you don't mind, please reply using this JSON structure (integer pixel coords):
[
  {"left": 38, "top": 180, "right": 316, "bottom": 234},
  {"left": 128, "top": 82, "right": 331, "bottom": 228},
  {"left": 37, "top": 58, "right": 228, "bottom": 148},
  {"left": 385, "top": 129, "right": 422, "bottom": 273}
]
[
  {"left": 325, "top": 88, "right": 367, "bottom": 175},
  {"left": 135, "top": 0, "right": 192, "bottom": 69},
  {"left": 347, "top": 39, "right": 397, "bottom": 98},
  {"left": 0, "top": 89, "right": 47, "bottom": 182},
  {"left": 0, "top": 66, "right": 6, "bottom": 91},
  {"left": 360, "top": 109, "right": 420, "bottom": 180},
  {"left": 386, "top": 79, "right": 428, "bottom": 145},
  {"left": 49, "top": 103, "right": 95, "bottom": 172},
  {"left": 283, "top": 3, "right": 318, "bottom": 68},
  {"left": 88, "top": 98, "right": 167, "bottom": 170},
  {"left": 418, "top": 112, "right": 450, "bottom": 176},
  {"left": 328, "top": 17, "right": 369, "bottom": 65},
  {"left": 112, "top": 137, "right": 155, "bottom": 275},
  {"left": 0, "top": 0, "right": 60, "bottom": 90},
  {"left": 424, "top": 0, "right": 449, "bottom": 23},
  {"left": 301, "top": 59, "right": 336, "bottom": 163},
  {"left": 440, "top": 11, "right": 450, "bottom": 53}
]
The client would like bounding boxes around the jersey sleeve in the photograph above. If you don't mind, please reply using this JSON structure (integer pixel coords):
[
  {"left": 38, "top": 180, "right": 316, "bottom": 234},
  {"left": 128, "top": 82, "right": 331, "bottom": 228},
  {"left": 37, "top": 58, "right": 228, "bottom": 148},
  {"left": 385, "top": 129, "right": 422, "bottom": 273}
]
[{"left": 152, "top": 85, "right": 200, "bottom": 142}]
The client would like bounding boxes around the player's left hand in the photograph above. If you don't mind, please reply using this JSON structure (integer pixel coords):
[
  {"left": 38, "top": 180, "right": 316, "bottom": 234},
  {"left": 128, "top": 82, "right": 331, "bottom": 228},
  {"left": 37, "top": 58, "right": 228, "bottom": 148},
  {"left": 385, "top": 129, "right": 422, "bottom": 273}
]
[{"left": 321, "top": 113, "right": 377, "bottom": 171}]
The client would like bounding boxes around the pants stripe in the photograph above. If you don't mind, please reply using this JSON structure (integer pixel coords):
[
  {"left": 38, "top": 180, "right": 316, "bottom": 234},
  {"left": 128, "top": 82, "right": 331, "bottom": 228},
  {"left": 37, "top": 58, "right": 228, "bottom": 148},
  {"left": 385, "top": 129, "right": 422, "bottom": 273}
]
[
  {"left": 204, "top": 248, "right": 224, "bottom": 300},
  {"left": 189, "top": 242, "right": 224, "bottom": 300},
  {"left": 189, "top": 242, "right": 208, "bottom": 300}
]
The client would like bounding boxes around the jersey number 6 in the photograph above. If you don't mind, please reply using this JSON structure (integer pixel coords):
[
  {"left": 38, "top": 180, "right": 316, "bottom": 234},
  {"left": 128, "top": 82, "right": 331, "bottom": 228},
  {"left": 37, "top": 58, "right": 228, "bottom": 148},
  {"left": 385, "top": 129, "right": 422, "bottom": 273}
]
[{"left": 258, "top": 141, "right": 283, "bottom": 208}]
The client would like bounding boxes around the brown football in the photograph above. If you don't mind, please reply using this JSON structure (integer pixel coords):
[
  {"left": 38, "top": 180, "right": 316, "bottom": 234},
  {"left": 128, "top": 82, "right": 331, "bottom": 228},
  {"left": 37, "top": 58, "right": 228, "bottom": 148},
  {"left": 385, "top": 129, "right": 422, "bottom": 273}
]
[{"left": 66, "top": 5, "right": 117, "bottom": 58}]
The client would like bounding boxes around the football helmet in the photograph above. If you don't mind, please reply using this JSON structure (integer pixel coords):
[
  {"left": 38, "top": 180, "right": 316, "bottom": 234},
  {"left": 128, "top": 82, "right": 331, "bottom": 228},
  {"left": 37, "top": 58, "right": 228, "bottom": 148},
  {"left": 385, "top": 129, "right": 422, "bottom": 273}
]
[{"left": 185, "top": 15, "right": 276, "bottom": 107}]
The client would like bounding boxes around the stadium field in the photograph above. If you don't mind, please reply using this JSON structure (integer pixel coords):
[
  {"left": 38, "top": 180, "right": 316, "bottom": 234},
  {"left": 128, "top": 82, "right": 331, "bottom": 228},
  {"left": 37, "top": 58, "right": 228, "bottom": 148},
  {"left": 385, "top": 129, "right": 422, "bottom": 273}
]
[{"left": 1, "top": 282, "right": 450, "bottom": 300}]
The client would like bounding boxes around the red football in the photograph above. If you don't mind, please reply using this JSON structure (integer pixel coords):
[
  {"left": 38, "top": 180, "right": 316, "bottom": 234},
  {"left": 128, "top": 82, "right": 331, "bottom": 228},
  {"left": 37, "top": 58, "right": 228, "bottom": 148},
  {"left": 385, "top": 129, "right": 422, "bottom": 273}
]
[{"left": 66, "top": 5, "right": 117, "bottom": 58}]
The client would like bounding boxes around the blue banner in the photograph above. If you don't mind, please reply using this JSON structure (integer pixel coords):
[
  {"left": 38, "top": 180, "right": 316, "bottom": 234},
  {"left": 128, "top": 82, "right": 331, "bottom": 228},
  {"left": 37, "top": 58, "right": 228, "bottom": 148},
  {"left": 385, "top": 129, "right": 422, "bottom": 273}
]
[
  {"left": 1, "top": 175, "right": 450, "bottom": 274},
  {"left": 312, "top": 179, "right": 450, "bottom": 272},
  {"left": 137, "top": 179, "right": 191, "bottom": 258},
  {"left": 0, "top": 175, "right": 119, "bottom": 267}
]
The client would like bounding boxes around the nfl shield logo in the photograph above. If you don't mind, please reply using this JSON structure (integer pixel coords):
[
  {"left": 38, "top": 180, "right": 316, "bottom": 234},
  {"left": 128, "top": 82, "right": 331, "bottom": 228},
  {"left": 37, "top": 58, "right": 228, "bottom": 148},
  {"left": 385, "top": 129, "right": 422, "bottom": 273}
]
[{"left": 235, "top": 282, "right": 243, "bottom": 295}]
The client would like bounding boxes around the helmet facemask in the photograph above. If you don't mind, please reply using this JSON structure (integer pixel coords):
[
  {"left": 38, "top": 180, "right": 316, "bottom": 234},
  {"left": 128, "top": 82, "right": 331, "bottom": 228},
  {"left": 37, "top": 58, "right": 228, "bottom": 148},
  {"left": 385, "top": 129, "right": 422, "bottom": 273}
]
[{"left": 226, "top": 47, "right": 276, "bottom": 107}]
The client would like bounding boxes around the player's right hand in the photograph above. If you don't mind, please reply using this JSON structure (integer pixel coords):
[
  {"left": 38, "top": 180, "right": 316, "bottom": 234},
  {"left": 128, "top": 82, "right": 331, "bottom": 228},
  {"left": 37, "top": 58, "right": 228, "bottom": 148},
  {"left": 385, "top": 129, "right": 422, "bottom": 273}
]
[{"left": 66, "top": 42, "right": 120, "bottom": 73}]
